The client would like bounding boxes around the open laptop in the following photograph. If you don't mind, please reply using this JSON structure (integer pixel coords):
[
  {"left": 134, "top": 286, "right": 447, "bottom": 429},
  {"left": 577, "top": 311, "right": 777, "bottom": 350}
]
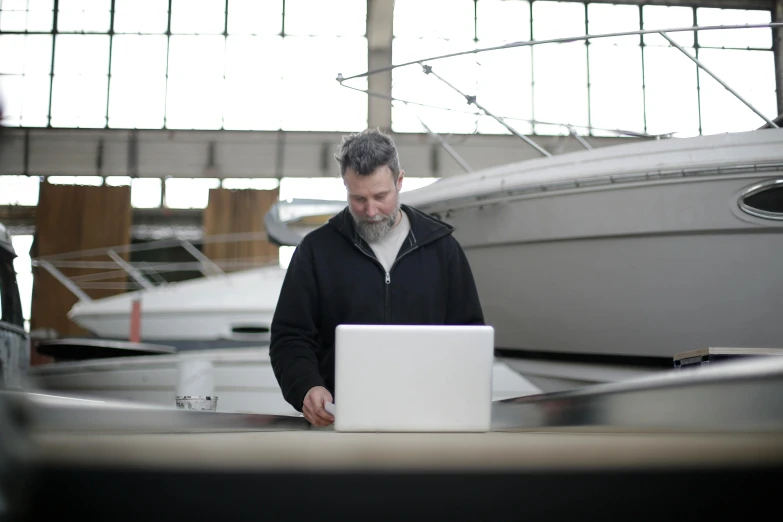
[{"left": 333, "top": 324, "right": 494, "bottom": 432}]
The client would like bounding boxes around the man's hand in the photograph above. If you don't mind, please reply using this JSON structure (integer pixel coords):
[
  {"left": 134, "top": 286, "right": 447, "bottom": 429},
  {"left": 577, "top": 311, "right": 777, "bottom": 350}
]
[{"left": 302, "top": 386, "right": 334, "bottom": 427}]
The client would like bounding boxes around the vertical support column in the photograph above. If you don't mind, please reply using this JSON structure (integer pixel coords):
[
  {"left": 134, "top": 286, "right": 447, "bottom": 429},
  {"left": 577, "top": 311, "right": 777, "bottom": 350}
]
[
  {"left": 774, "top": 0, "right": 783, "bottom": 117},
  {"left": 367, "top": 0, "right": 394, "bottom": 130}
]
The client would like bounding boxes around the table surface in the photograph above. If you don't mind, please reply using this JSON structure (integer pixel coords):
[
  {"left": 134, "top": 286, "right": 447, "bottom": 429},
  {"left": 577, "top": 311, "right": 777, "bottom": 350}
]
[{"left": 30, "top": 428, "right": 783, "bottom": 472}]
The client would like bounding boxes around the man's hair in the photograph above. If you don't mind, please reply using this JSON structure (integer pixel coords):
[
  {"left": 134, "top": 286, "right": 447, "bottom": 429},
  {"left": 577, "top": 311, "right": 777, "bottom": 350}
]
[{"left": 334, "top": 128, "right": 401, "bottom": 181}]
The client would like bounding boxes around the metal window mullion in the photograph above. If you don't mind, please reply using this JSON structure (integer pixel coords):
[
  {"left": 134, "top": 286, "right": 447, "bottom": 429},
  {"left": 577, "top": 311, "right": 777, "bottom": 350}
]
[
  {"left": 584, "top": 2, "right": 591, "bottom": 136},
  {"left": 281, "top": 0, "right": 286, "bottom": 36},
  {"left": 222, "top": 0, "right": 227, "bottom": 130},
  {"left": 104, "top": 0, "right": 115, "bottom": 129},
  {"left": 639, "top": 4, "right": 647, "bottom": 135},
  {"left": 472, "top": 0, "right": 478, "bottom": 131},
  {"left": 163, "top": 0, "right": 172, "bottom": 129},
  {"left": 223, "top": 0, "right": 229, "bottom": 35},
  {"left": 776, "top": 0, "right": 783, "bottom": 117},
  {"left": 280, "top": 0, "right": 286, "bottom": 132},
  {"left": 530, "top": 0, "right": 535, "bottom": 135},
  {"left": 693, "top": 7, "right": 703, "bottom": 136},
  {"left": 47, "top": 0, "right": 59, "bottom": 127},
  {"left": 15, "top": 2, "right": 28, "bottom": 125},
  {"left": 473, "top": 0, "right": 477, "bottom": 43}
]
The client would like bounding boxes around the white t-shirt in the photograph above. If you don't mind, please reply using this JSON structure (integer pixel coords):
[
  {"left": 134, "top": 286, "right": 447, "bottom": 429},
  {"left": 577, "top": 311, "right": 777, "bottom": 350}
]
[{"left": 367, "top": 211, "right": 411, "bottom": 273}]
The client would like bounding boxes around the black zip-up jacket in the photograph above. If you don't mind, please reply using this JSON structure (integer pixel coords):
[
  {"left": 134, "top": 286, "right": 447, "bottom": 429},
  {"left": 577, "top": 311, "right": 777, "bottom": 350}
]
[{"left": 269, "top": 204, "right": 485, "bottom": 411}]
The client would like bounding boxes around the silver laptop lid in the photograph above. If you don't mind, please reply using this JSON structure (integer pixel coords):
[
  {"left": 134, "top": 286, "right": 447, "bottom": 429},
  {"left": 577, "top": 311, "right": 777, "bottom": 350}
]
[{"left": 334, "top": 324, "right": 494, "bottom": 432}]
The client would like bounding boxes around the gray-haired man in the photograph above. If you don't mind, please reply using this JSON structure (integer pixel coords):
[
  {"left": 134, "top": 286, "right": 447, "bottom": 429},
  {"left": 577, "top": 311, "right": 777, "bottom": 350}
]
[{"left": 270, "top": 128, "right": 484, "bottom": 426}]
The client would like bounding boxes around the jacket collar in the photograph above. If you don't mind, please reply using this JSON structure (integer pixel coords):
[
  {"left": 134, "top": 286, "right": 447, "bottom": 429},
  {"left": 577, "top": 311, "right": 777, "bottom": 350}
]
[{"left": 329, "top": 204, "right": 454, "bottom": 250}]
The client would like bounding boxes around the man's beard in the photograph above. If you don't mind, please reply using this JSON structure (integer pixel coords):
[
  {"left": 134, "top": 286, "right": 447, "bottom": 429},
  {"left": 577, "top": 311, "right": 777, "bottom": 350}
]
[{"left": 349, "top": 204, "right": 400, "bottom": 243}]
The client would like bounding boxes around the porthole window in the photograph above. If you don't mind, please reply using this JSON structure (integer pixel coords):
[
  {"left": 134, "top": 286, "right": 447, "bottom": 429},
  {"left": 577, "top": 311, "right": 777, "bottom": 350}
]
[{"left": 738, "top": 179, "right": 783, "bottom": 221}]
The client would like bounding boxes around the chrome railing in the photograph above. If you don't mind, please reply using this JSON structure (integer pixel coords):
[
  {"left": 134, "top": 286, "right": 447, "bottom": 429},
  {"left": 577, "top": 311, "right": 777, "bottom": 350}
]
[
  {"left": 32, "top": 232, "right": 280, "bottom": 303},
  {"left": 339, "top": 23, "right": 783, "bottom": 161}
]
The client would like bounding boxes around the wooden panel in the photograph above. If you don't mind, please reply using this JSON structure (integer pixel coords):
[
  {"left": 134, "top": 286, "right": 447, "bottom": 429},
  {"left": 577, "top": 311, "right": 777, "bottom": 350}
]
[
  {"left": 203, "top": 189, "right": 279, "bottom": 271},
  {"left": 30, "top": 183, "right": 132, "bottom": 352}
]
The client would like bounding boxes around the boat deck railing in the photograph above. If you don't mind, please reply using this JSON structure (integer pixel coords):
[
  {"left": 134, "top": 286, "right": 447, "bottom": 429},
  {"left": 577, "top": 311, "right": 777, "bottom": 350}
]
[
  {"left": 31, "top": 232, "right": 279, "bottom": 303},
  {"left": 338, "top": 23, "right": 783, "bottom": 170}
]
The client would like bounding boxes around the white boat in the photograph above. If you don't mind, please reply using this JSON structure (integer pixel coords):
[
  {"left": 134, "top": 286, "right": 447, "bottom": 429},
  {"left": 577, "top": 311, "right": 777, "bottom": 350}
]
[
  {"left": 264, "top": 130, "right": 783, "bottom": 390},
  {"left": 24, "top": 346, "right": 541, "bottom": 414},
  {"left": 403, "top": 128, "right": 783, "bottom": 363},
  {"left": 68, "top": 264, "right": 288, "bottom": 348},
  {"left": 30, "top": 230, "right": 288, "bottom": 350}
]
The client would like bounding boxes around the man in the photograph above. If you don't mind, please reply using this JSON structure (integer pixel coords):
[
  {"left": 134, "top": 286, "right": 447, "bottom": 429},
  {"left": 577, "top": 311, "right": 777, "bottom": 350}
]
[{"left": 270, "top": 128, "right": 484, "bottom": 426}]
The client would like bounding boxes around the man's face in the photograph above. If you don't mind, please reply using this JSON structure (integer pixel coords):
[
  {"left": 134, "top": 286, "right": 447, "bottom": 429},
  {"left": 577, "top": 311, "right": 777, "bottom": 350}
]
[{"left": 344, "top": 164, "right": 404, "bottom": 242}]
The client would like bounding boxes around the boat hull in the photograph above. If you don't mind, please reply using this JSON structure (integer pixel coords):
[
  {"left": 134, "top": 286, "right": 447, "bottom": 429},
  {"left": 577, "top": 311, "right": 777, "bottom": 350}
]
[
  {"left": 71, "top": 310, "right": 275, "bottom": 345},
  {"left": 68, "top": 265, "right": 286, "bottom": 342},
  {"left": 24, "top": 348, "right": 542, "bottom": 413},
  {"left": 431, "top": 173, "right": 783, "bottom": 360},
  {"left": 25, "top": 348, "right": 301, "bottom": 416}
]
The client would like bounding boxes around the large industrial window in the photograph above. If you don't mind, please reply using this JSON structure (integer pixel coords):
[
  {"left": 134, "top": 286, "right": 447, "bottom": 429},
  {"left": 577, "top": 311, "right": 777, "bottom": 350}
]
[
  {"left": 0, "top": 0, "right": 368, "bottom": 131},
  {"left": 0, "top": 0, "right": 776, "bottom": 135},
  {"left": 587, "top": 3, "right": 643, "bottom": 137},
  {"left": 0, "top": 32, "right": 52, "bottom": 127},
  {"left": 0, "top": 175, "right": 40, "bottom": 205},
  {"left": 389, "top": 0, "right": 776, "bottom": 138},
  {"left": 696, "top": 7, "right": 775, "bottom": 135},
  {"left": 641, "top": 5, "right": 699, "bottom": 137}
]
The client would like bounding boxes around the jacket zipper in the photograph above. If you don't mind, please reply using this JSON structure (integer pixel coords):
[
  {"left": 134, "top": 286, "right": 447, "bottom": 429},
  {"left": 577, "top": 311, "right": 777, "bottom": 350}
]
[
  {"left": 353, "top": 242, "right": 389, "bottom": 321},
  {"left": 384, "top": 271, "right": 391, "bottom": 321},
  {"left": 382, "top": 245, "right": 419, "bottom": 322},
  {"left": 354, "top": 241, "right": 419, "bottom": 323}
]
